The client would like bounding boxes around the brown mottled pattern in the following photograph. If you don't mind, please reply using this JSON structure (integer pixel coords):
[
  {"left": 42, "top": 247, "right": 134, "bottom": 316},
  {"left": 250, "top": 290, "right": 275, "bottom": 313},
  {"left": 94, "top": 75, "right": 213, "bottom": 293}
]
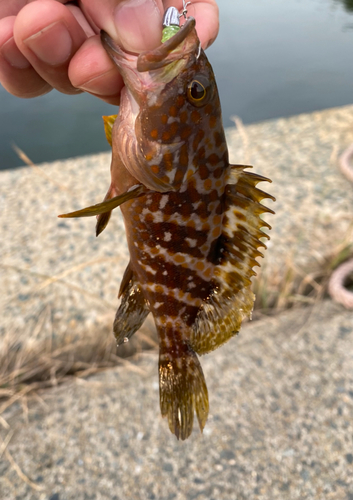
[
  {"left": 61, "top": 19, "right": 274, "bottom": 440},
  {"left": 113, "top": 19, "right": 274, "bottom": 440}
]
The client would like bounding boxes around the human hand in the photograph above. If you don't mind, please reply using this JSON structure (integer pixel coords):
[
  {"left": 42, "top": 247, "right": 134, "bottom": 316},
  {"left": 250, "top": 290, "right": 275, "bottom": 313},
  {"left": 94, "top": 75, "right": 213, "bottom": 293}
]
[{"left": 0, "top": 0, "right": 219, "bottom": 104}]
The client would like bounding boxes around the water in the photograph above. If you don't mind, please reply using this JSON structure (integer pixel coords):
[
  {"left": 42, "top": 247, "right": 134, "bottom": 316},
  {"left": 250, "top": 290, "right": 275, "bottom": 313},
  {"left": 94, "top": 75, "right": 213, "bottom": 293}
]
[{"left": 0, "top": 0, "right": 352, "bottom": 170}]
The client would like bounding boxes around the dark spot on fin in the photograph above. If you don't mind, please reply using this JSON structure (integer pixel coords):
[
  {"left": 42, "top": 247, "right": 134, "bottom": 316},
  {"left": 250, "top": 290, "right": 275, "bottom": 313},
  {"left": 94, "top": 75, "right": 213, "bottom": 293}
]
[
  {"left": 118, "top": 261, "right": 134, "bottom": 298},
  {"left": 114, "top": 268, "right": 149, "bottom": 346},
  {"left": 159, "top": 343, "right": 209, "bottom": 440},
  {"left": 58, "top": 185, "right": 146, "bottom": 219}
]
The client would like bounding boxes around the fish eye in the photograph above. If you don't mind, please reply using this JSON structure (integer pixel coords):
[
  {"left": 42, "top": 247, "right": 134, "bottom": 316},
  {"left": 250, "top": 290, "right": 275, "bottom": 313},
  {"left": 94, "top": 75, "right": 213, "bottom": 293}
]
[
  {"left": 189, "top": 80, "right": 205, "bottom": 100},
  {"left": 187, "top": 76, "right": 210, "bottom": 107}
]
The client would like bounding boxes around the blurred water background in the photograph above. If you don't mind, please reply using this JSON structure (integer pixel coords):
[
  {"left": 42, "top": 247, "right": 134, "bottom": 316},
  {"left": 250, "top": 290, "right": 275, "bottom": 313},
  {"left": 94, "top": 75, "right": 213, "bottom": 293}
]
[{"left": 0, "top": 0, "right": 352, "bottom": 170}]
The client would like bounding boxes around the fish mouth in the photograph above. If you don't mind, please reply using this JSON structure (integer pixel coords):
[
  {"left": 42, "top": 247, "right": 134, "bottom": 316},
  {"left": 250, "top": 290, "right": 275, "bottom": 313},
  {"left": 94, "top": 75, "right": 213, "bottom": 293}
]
[
  {"left": 136, "top": 17, "right": 197, "bottom": 71},
  {"left": 100, "top": 16, "right": 199, "bottom": 83}
]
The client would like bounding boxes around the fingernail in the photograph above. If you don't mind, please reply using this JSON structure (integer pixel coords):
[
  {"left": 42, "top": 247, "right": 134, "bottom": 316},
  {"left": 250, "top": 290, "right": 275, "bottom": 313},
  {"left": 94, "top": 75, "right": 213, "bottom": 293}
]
[
  {"left": 114, "top": 0, "right": 162, "bottom": 53},
  {"left": 1, "top": 37, "right": 30, "bottom": 69},
  {"left": 23, "top": 21, "right": 73, "bottom": 65}
]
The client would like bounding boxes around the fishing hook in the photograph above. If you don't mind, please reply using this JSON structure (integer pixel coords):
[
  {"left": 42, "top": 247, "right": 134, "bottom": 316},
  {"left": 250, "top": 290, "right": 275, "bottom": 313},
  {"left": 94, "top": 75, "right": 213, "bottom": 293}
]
[{"left": 179, "top": 0, "right": 191, "bottom": 19}]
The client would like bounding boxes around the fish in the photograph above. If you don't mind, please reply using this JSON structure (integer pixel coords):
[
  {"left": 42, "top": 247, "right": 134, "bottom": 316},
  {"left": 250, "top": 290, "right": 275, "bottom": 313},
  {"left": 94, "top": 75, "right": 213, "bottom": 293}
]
[{"left": 59, "top": 10, "right": 275, "bottom": 440}]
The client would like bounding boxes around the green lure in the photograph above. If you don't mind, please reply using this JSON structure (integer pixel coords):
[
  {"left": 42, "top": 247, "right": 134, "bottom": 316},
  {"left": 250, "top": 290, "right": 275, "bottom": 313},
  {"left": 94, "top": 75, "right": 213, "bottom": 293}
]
[
  {"left": 161, "top": 6, "right": 181, "bottom": 43},
  {"left": 162, "top": 24, "right": 180, "bottom": 43}
]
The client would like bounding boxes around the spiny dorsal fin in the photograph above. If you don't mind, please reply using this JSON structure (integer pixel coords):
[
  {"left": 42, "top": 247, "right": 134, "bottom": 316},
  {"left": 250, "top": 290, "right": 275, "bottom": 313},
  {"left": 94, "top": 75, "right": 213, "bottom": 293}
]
[
  {"left": 102, "top": 115, "right": 118, "bottom": 147},
  {"left": 114, "top": 266, "right": 149, "bottom": 346},
  {"left": 58, "top": 185, "right": 146, "bottom": 219},
  {"left": 190, "top": 166, "right": 275, "bottom": 355}
]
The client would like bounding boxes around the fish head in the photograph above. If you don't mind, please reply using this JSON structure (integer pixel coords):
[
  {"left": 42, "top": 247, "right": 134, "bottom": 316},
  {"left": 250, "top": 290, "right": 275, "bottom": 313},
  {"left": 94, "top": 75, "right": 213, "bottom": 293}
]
[{"left": 101, "top": 17, "right": 226, "bottom": 191}]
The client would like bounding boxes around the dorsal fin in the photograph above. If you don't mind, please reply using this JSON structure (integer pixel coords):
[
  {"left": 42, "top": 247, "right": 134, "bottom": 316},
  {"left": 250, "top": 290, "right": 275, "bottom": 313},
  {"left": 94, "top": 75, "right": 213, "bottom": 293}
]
[{"left": 190, "top": 166, "right": 275, "bottom": 355}]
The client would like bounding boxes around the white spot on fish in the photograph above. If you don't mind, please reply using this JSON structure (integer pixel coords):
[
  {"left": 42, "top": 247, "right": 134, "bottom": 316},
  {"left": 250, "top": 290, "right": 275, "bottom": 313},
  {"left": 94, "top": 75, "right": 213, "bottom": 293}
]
[
  {"left": 186, "top": 238, "right": 197, "bottom": 248},
  {"left": 164, "top": 232, "right": 172, "bottom": 242},
  {"left": 159, "top": 195, "right": 169, "bottom": 210},
  {"left": 153, "top": 210, "right": 165, "bottom": 223}
]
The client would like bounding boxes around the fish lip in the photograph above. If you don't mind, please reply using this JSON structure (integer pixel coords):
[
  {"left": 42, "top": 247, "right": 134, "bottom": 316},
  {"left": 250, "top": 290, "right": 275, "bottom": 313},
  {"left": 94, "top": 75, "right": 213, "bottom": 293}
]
[
  {"left": 100, "top": 16, "right": 198, "bottom": 73},
  {"left": 137, "top": 17, "right": 197, "bottom": 72}
]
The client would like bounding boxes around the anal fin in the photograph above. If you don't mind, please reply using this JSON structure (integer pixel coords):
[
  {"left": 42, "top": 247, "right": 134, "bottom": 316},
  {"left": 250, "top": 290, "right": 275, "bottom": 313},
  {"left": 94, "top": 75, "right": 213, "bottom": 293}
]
[
  {"left": 190, "top": 166, "right": 275, "bottom": 355},
  {"left": 58, "top": 184, "right": 146, "bottom": 219},
  {"left": 114, "top": 264, "right": 149, "bottom": 346}
]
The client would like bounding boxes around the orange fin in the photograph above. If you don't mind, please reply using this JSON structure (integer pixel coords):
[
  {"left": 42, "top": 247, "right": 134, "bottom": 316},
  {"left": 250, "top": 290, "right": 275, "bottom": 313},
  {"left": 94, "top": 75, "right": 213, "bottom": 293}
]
[
  {"left": 114, "top": 265, "right": 149, "bottom": 346},
  {"left": 96, "top": 184, "right": 116, "bottom": 237},
  {"left": 190, "top": 166, "right": 275, "bottom": 355},
  {"left": 159, "top": 343, "right": 209, "bottom": 440},
  {"left": 58, "top": 185, "right": 146, "bottom": 219},
  {"left": 102, "top": 115, "right": 118, "bottom": 147}
]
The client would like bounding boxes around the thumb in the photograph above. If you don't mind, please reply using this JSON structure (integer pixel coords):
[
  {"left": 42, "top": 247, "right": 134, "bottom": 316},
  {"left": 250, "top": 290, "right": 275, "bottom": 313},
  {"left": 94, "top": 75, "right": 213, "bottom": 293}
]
[{"left": 81, "top": 0, "right": 164, "bottom": 53}]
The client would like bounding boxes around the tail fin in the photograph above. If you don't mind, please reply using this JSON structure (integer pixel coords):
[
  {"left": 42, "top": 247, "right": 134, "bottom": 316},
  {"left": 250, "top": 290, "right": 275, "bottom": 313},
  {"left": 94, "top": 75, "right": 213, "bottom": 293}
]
[{"left": 159, "top": 344, "right": 209, "bottom": 440}]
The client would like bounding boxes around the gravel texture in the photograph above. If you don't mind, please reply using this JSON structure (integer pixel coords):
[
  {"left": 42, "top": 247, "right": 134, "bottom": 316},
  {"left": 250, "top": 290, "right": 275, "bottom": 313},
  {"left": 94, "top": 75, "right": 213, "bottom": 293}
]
[{"left": 1, "top": 300, "right": 353, "bottom": 500}]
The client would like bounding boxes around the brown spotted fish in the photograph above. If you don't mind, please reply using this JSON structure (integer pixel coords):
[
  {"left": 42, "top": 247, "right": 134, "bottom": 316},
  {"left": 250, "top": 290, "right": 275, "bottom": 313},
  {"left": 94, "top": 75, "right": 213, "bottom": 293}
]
[{"left": 59, "top": 12, "right": 274, "bottom": 440}]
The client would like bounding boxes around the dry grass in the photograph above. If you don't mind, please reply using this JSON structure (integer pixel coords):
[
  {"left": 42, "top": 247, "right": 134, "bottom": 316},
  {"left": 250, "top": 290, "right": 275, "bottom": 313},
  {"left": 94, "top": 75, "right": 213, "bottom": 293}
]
[{"left": 0, "top": 310, "right": 158, "bottom": 420}]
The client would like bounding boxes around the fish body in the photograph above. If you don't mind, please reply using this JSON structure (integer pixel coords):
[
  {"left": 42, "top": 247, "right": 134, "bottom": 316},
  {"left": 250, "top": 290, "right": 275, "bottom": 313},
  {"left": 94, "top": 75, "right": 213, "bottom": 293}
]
[{"left": 60, "top": 16, "right": 274, "bottom": 440}]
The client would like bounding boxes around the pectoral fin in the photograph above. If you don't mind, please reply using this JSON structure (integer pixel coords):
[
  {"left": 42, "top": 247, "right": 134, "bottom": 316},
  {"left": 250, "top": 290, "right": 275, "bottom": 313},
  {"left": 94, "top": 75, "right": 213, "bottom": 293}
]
[
  {"left": 58, "top": 185, "right": 146, "bottom": 219},
  {"left": 102, "top": 115, "right": 118, "bottom": 147}
]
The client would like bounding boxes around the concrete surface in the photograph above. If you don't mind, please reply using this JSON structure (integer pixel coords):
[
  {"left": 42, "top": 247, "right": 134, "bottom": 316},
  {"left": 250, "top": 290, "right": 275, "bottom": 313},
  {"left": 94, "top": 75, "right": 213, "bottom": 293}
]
[{"left": 1, "top": 300, "right": 353, "bottom": 500}]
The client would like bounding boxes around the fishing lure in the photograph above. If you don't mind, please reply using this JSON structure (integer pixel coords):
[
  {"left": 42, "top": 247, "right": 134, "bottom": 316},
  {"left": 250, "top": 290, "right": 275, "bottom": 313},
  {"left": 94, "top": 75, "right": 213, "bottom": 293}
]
[{"left": 59, "top": 4, "right": 274, "bottom": 440}]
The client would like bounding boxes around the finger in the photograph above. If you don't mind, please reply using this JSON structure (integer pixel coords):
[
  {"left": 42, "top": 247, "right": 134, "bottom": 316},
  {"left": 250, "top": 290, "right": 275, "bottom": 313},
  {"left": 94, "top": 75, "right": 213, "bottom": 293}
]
[
  {"left": 0, "top": 0, "right": 69, "bottom": 18},
  {"left": 0, "top": 0, "right": 27, "bottom": 17},
  {"left": 13, "top": 0, "right": 88, "bottom": 94},
  {"left": 0, "top": 16, "right": 52, "bottom": 98},
  {"left": 68, "top": 34, "right": 123, "bottom": 105},
  {"left": 65, "top": 3, "right": 96, "bottom": 37},
  {"left": 80, "top": 0, "right": 165, "bottom": 53}
]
